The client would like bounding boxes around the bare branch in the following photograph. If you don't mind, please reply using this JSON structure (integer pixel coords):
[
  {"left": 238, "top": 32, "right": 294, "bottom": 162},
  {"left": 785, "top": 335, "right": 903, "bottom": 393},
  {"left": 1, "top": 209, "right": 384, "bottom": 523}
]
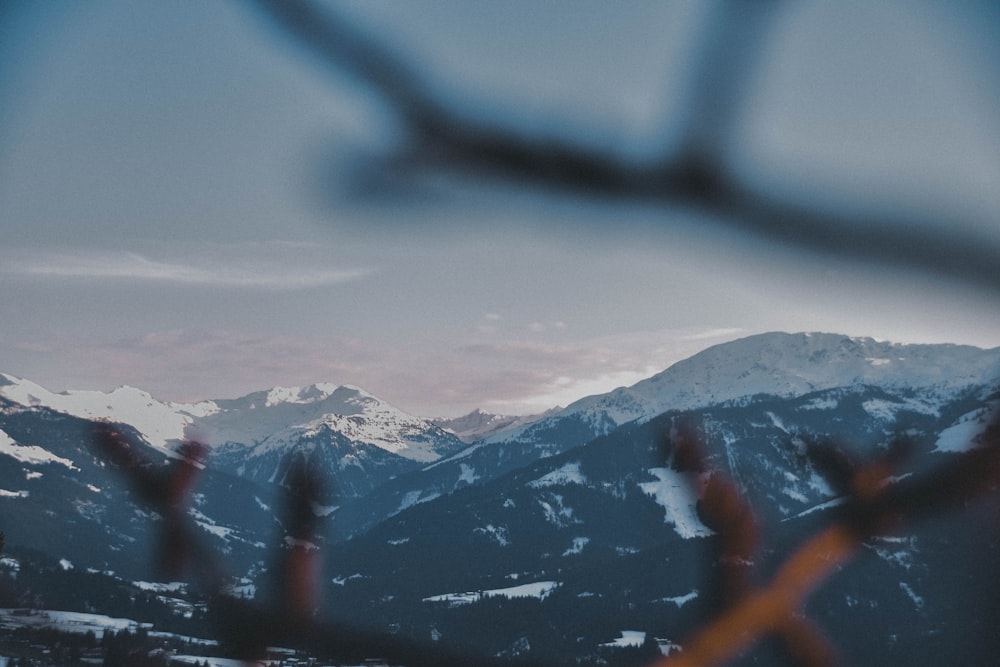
[{"left": 251, "top": 0, "right": 1000, "bottom": 293}]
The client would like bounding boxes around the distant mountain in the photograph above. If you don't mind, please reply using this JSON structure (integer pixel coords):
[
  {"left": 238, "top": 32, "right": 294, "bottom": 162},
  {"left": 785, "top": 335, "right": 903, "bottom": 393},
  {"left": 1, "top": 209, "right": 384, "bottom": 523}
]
[
  {"left": 0, "top": 372, "right": 213, "bottom": 451},
  {"left": 319, "top": 383, "right": 1000, "bottom": 665},
  {"left": 432, "top": 408, "right": 559, "bottom": 443},
  {"left": 0, "top": 375, "right": 467, "bottom": 501},
  {"left": 493, "top": 332, "right": 1000, "bottom": 446},
  {"left": 0, "top": 396, "right": 277, "bottom": 580},
  {"left": 328, "top": 333, "right": 1000, "bottom": 539},
  {"left": 3, "top": 331, "right": 1000, "bottom": 664},
  {"left": 208, "top": 385, "right": 468, "bottom": 498}
]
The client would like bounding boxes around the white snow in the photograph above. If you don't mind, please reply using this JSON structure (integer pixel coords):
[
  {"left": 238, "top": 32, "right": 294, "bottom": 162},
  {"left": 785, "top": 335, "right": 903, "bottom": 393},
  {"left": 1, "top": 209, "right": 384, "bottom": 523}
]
[
  {"left": 190, "top": 509, "right": 239, "bottom": 542},
  {"left": 529, "top": 461, "right": 587, "bottom": 488},
  {"left": 0, "top": 608, "right": 150, "bottom": 638},
  {"left": 396, "top": 490, "right": 441, "bottom": 513},
  {"left": 331, "top": 573, "right": 365, "bottom": 586},
  {"left": 638, "top": 468, "right": 713, "bottom": 539},
  {"left": 474, "top": 524, "right": 510, "bottom": 547},
  {"left": 801, "top": 396, "right": 840, "bottom": 410},
  {"left": 562, "top": 537, "right": 589, "bottom": 556},
  {"left": 170, "top": 657, "right": 267, "bottom": 667},
  {"left": 766, "top": 412, "right": 787, "bottom": 432},
  {"left": 782, "top": 487, "right": 808, "bottom": 503},
  {"left": 458, "top": 463, "right": 478, "bottom": 485},
  {"left": 59, "top": 559, "right": 73, "bottom": 570},
  {"left": 538, "top": 494, "right": 578, "bottom": 527},
  {"left": 934, "top": 404, "right": 995, "bottom": 453},
  {"left": 257, "top": 397, "right": 450, "bottom": 463},
  {"left": 784, "top": 497, "right": 847, "bottom": 521},
  {"left": 533, "top": 332, "right": 1000, "bottom": 439},
  {"left": 660, "top": 590, "right": 699, "bottom": 608},
  {"left": 601, "top": 630, "right": 646, "bottom": 648},
  {"left": 0, "top": 489, "right": 29, "bottom": 499},
  {"left": 899, "top": 582, "right": 924, "bottom": 609},
  {"left": 423, "top": 581, "right": 559, "bottom": 605},
  {"left": 133, "top": 581, "right": 186, "bottom": 593},
  {"left": 0, "top": 428, "right": 77, "bottom": 469},
  {"left": 0, "top": 373, "right": 211, "bottom": 450}
]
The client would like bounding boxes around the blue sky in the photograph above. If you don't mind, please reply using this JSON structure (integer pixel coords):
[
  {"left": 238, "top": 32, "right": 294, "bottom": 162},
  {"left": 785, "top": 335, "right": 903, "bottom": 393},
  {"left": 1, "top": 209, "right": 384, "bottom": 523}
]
[{"left": 1, "top": 1, "right": 998, "bottom": 417}]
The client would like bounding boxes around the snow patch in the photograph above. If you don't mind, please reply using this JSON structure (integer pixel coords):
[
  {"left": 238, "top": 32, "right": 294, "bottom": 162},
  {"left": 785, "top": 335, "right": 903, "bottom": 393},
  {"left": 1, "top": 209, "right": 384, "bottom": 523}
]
[
  {"left": 474, "top": 524, "right": 510, "bottom": 547},
  {"left": 133, "top": 581, "right": 186, "bottom": 593},
  {"left": 0, "top": 429, "right": 77, "bottom": 469},
  {"left": 899, "top": 582, "right": 924, "bottom": 610},
  {"left": 538, "top": 494, "right": 578, "bottom": 527},
  {"left": 0, "top": 608, "right": 150, "bottom": 638},
  {"left": 766, "top": 412, "right": 787, "bottom": 432},
  {"left": 638, "top": 468, "right": 713, "bottom": 539},
  {"left": 934, "top": 404, "right": 995, "bottom": 453},
  {"left": 562, "top": 537, "right": 589, "bottom": 556},
  {"left": 423, "top": 581, "right": 559, "bottom": 606},
  {"left": 529, "top": 461, "right": 587, "bottom": 488},
  {"left": 801, "top": 396, "right": 840, "bottom": 410},
  {"left": 660, "top": 590, "right": 699, "bottom": 608},
  {"left": 332, "top": 573, "right": 365, "bottom": 586},
  {"left": 785, "top": 497, "right": 847, "bottom": 521},
  {"left": 601, "top": 630, "right": 645, "bottom": 648},
  {"left": 458, "top": 463, "right": 478, "bottom": 485},
  {"left": 397, "top": 490, "right": 441, "bottom": 513}
]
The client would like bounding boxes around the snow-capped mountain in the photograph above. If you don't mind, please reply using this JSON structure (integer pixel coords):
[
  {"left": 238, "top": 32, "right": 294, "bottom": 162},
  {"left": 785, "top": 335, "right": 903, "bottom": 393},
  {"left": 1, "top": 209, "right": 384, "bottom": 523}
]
[
  {"left": 0, "top": 375, "right": 467, "bottom": 500},
  {"left": 320, "top": 382, "right": 1000, "bottom": 665},
  {"left": 3, "top": 331, "right": 1000, "bottom": 665},
  {"left": 328, "top": 332, "right": 1000, "bottom": 539},
  {"left": 0, "top": 372, "right": 216, "bottom": 451},
  {"left": 209, "top": 385, "right": 467, "bottom": 497},
  {"left": 493, "top": 332, "right": 1000, "bottom": 446},
  {"left": 433, "top": 408, "right": 559, "bottom": 443},
  {"left": 0, "top": 395, "right": 278, "bottom": 580}
]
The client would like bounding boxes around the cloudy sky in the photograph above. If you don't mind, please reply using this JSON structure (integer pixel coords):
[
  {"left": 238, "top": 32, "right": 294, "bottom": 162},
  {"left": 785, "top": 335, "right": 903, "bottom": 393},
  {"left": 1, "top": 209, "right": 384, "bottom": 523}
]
[{"left": 1, "top": 1, "right": 998, "bottom": 417}]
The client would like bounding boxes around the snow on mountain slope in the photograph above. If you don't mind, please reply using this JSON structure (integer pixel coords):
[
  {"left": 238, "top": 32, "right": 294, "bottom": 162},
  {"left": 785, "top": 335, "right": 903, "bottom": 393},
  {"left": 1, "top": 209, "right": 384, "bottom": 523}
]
[
  {"left": 244, "top": 387, "right": 464, "bottom": 463},
  {"left": 0, "top": 374, "right": 461, "bottom": 465},
  {"left": 0, "top": 426, "right": 77, "bottom": 469},
  {"left": 191, "top": 383, "right": 463, "bottom": 463},
  {"left": 629, "top": 332, "right": 1000, "bottom": 414},
  {"left": 0, "top": 373, "right": 216, "bottom": 450},
  {"left": 433, "top": 408, "right": 559, "bottom": 443},
  {"left": 486, "top": 332, "right": 1000, "bottom": 446}
]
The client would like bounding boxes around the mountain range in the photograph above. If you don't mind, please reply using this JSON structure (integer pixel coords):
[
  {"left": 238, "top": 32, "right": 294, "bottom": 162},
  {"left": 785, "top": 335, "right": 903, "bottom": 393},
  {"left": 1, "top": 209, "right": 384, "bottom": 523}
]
[{"left": 1, "top": 331, "right": 999, "bottom": 665}]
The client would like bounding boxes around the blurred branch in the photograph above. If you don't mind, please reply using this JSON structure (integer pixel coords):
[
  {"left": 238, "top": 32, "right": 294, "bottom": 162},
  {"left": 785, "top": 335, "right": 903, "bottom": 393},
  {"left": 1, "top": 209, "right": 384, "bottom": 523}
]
[
  {"left": 92, "top": 423, "right": 541, "bottom": 667},
  {"left": 254, "top": 0, "right": 1000, "bottom": 293},
  {"left": 654, "top": 414, "right": 1000, "bottom": 667}
]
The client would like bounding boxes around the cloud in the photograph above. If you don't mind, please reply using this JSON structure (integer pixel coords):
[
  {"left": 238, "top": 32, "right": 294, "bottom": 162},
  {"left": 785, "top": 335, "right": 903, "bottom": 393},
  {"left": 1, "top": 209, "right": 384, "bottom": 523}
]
[
  {"left": 3, "top": 249, "right": 370, "bottom": 290},
  {"left": 497, "top": 368, "right": 662, "bottom": 412},
  {"left": 0, "top": 325, "right": 750, "bottom": 418}
]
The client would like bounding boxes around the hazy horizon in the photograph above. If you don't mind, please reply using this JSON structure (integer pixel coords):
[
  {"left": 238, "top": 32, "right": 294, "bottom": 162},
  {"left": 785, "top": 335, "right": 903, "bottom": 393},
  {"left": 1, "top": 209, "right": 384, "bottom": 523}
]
[{"left": 2, "top": 1, "right": 998, "bottom": 418}]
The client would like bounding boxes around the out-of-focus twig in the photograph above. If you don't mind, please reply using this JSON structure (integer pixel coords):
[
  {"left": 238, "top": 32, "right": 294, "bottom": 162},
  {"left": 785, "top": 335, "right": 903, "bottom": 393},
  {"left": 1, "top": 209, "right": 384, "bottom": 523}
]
[
  {"left": 652, "top": 413, "right": 1000, "bottom": 667},
  {"left": 252, "top": 0, "right": 1000, "bottom": 293},
  {"left": 92, "top": 423, "right": 541, "bottom": 667}
]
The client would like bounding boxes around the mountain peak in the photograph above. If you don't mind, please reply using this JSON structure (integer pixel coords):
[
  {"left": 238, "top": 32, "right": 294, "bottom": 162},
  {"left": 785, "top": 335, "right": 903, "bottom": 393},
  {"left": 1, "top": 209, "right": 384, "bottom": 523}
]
[{"left": 434, "top": 407, "right": 560, "bottom": 443}]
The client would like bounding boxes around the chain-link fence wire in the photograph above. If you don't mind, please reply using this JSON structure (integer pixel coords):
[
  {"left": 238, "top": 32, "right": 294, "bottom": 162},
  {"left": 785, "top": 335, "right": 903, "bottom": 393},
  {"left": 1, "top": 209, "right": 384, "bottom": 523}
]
[{"left": 79, "top": 2, "right": 1000, "bottom": 665}]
